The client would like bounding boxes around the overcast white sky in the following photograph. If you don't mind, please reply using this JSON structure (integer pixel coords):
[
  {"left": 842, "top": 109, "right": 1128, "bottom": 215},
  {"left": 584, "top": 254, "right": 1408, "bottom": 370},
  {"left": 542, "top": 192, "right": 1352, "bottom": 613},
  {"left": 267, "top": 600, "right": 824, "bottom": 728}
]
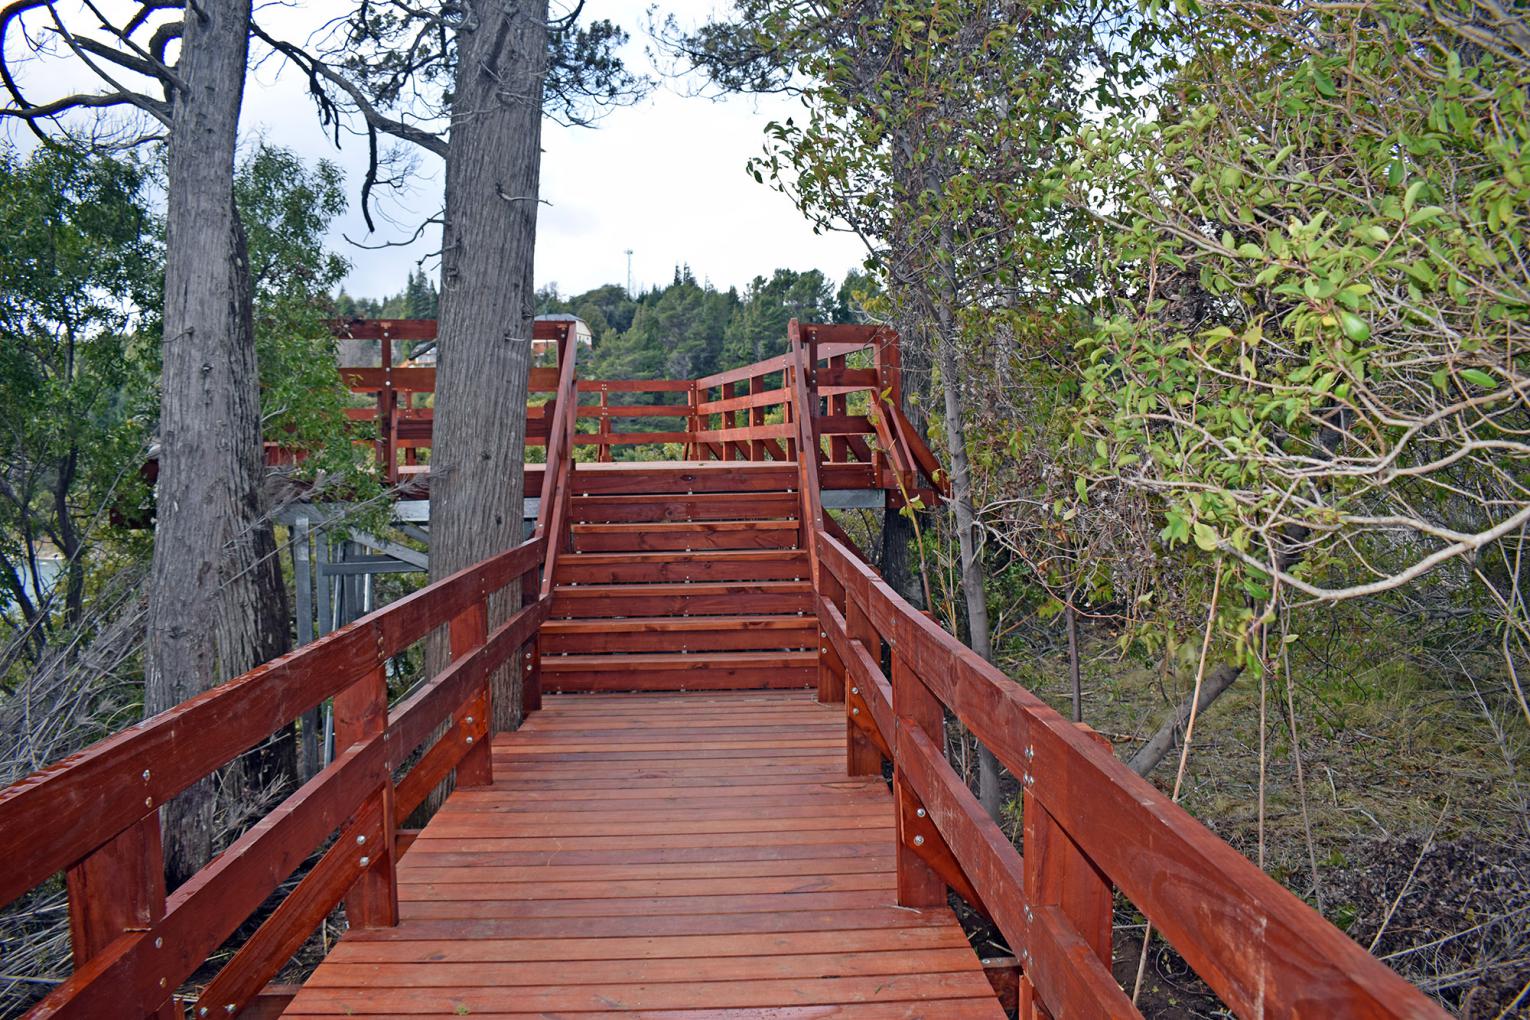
[{"left": 3, "top": 1, "right": 867, "bottom": 301}]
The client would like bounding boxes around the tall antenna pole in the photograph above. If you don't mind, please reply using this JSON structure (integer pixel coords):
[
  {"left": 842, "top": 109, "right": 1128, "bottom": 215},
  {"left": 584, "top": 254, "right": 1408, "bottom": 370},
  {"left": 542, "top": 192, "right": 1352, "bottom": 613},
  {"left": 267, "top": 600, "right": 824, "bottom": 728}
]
[{"left": 625, "top": 249, "right": 634, "bottom": 295}]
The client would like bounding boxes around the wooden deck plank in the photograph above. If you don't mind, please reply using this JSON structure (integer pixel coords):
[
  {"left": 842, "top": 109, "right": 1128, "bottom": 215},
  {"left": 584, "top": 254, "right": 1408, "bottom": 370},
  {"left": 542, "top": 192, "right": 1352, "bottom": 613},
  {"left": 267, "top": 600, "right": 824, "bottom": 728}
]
[{"left": 283, "top": 692, "right": 1004, "bottom": 1019}]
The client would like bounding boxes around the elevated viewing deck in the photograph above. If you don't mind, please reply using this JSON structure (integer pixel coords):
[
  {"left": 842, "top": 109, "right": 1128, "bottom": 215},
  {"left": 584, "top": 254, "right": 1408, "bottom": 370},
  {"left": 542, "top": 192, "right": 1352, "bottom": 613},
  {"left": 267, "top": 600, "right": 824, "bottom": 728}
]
[{"left": 0, "top": 322, "right": 1448, "bottom": 1019}]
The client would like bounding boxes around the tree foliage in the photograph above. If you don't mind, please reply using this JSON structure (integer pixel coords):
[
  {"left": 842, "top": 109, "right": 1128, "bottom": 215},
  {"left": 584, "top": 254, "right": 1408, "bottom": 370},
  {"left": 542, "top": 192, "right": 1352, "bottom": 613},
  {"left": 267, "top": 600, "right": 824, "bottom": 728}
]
[{"left": 0, "top": 144, "right": 156, "bottom": 647}]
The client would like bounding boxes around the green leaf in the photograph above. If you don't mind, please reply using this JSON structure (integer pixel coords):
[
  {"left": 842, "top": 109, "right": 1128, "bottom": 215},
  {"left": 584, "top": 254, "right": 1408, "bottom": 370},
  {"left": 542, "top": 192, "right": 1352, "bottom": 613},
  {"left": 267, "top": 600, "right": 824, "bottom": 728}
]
[
  {"left": 1337, "top": 310, "right": 1370, "bottom": 343},
  {"left": 1460, "top": 368, "right": 1497, "bottom": 388},
  {"left": 1404, "top": 180, "right": 1426, "bottom": 214},
  {"left": 1193, "top": 522, "right": 1220, "bottom": 551}
]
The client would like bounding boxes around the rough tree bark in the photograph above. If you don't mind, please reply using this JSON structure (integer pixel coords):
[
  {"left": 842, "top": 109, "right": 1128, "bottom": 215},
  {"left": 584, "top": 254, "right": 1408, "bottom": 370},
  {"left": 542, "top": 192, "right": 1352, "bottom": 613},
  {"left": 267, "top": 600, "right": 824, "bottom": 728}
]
[
  {"left": 429, "top": 0, "right": 550, "bottom": 736},
  {"left": 934, "top": 335, "right": 1003, "bottom": 820},
  {"left": 144, "top": 0, "right": 291, "bottom": 886}
]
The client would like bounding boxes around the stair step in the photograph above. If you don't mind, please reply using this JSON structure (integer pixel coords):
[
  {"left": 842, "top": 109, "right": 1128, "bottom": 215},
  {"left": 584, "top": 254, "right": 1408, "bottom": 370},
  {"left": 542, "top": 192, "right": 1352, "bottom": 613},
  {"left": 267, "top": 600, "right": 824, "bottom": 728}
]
[
  {"left": 541, "top": 650, "right": 817, "bottom": 693},
  {"left": 569, "top": 462, "right": 799, "bottom": 496},
  {"left": 555, "top": 550, "right": 810, "bottom": 585},
  {"left": 571, "top": 520, "right": 800, "bottom": 553},
  {"left": 541, "top": 615, "right": 816, "bottom": 654},
  {"left": 543, "top": 650, "right": 817, "bottom": 671},
  {"left": 551, "top": 580, "right": 813, "bottom": 618},
  {"left": 570, "top": 492, "right": 800, "bottom": 524}
]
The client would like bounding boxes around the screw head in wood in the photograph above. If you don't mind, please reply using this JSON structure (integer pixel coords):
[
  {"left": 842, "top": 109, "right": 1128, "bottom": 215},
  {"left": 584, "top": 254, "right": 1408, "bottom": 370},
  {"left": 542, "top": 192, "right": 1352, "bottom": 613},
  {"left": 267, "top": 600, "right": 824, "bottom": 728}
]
[
  {"left": 916, "top": 808, "right": 926, "bottom": 818},
  {"left": 356, "top": 835, "right": 366, "bottom": 845},
  {"left": 465, "top": 736, "right": 474, "bottom": 744},
  {"left": 154, "top": 937, "right": 163, "bottom": 948},
  {"left": 851, "top": 686, "right": 859, "bottom": 695},
  {"left": 359, "top": 856, "right": 370, "bottom": 867},
  {"left": 142, "top": 770, "right": 151, "bottom": 781},
  {"left": 851, "top": 708, "right": 859, "bottom": 716},
  {"left": 913, "top": 835, "right": 925, "bottom": 846}
]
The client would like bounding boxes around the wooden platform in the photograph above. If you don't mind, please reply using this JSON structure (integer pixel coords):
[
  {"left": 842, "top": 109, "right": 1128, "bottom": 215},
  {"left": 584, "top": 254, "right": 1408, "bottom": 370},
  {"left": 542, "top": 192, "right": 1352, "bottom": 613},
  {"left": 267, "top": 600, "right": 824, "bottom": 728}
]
[{"left": 281, "top": 691, "right": 1006, "bottom": 1017}]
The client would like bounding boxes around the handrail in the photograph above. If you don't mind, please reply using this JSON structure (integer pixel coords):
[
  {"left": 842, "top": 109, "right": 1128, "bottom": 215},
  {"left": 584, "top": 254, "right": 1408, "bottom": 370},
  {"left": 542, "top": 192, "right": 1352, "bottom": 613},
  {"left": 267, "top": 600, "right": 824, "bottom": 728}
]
[
  {"left": 534, "top": 324, "right": 579, "bottom": 600},
  {"left": 324, "top": 319, "right": 938, "bottom": 489},
  {"left": 784, "top": 319, "right": 1447, "bottom": 1019},
  {"left": 0, "top": 508, "right": 554, "bottom": 1017},
  {"left": 788, "top": 319, "right": 825, "bottom": 588}
]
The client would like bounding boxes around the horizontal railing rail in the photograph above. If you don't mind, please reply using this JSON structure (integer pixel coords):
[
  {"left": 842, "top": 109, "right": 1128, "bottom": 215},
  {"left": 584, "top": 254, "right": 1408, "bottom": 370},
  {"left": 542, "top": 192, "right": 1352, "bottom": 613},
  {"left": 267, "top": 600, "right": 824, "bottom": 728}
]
[{"left": 785, "top": 319, "right": 1448, "bottom": 1020}]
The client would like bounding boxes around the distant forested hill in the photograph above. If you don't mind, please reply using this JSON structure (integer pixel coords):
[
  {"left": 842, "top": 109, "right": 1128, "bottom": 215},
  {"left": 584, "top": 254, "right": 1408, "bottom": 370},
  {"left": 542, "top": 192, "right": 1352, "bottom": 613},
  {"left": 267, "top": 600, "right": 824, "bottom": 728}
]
[{"left": 338, "top": 266, "right": 874, "bottom": 379}]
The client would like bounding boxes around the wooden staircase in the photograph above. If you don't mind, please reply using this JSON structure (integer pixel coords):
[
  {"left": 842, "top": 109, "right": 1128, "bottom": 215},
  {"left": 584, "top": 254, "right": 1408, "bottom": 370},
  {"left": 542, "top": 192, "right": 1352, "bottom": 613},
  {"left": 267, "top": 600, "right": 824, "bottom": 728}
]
[{"left": 542, "top": 463, "right": 819, "bottom": 693}]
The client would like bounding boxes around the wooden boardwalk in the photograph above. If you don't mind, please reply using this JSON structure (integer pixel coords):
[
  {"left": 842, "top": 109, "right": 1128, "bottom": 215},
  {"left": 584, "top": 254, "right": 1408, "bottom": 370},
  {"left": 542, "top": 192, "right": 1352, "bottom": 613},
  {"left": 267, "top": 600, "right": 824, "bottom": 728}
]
[
  {"left": 3, "top": 322, "right": 1446, "bottom": 1020},
  {"left": 281, "top": 691, "right": 1005, "bottom": 1017}
]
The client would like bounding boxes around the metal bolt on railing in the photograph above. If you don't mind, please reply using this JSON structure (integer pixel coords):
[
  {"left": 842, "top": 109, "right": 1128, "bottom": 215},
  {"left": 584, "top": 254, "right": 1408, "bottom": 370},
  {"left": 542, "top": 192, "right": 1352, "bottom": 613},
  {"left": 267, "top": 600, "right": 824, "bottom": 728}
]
[
  {"left": 912, "top": 835, "right": 925, "bottom": 846},
  {"left": 359, "top": 856, "right": 370, "bottom": 867}
]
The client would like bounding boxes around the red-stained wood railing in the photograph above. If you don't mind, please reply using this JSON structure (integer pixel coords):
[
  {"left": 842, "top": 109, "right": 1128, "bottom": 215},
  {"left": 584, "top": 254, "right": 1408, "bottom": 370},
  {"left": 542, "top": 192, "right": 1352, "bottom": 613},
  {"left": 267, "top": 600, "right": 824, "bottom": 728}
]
[
  {"left": 785, "top": 321, "right": 1448, "bottom": 1019},
  {"left": 326, "top": 320, "right": 943, "bottom": 501},
  {"left": 0, "top": 343, "right": 582, "bottom": 1016},
  {"left": 335, "top": 318, "right": 575, "bottom": 485}
]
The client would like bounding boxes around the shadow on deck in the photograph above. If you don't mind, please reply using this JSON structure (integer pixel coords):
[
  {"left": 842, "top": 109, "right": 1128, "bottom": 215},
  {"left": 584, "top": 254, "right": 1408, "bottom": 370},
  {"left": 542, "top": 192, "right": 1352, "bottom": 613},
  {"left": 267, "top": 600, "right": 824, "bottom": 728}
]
[{"left": 283, "top": 692, "right": 1005, "bottom": 1018}]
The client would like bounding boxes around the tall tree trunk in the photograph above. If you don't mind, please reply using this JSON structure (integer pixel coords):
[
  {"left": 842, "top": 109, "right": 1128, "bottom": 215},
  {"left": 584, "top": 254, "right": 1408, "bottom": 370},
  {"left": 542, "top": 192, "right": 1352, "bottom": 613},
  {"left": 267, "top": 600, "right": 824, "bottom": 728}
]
[
  {"left": 935, "top": 334, "right": 1003, "bottom": 820},
  {"left": 430, "top": 0, "right": 549, "bottom": 736},
  {"left": 145, "top": 0, "right": 290, "bottom": 886}
]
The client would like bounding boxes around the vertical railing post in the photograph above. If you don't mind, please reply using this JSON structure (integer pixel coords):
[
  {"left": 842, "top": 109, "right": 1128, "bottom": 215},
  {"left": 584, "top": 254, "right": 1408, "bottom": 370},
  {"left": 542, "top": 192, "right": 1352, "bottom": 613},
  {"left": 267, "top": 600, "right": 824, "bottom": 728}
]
[
  {"left": 597, "top": 386, "right": 612, "bottom": 463},
  {"left": 66, "top": 816, "right": 177, "bottom": 1018},
  {"left": 379, "top": 326, "right": 397, "bottom": 485},
  {"left": 843, "top": 587, "right": 883, "bottom": 777},
  {"left": 817, "top": 569, "right": 846, "bottom": 705},
  {"left": 1020, "top": 727, "right": 1114, "bottom": 1015},
  {"left": 875, "top": 325, "right": 902, "bottom": 414},
  {"left": 451, "top": 598, "right": 494, "bottom": 782},
  {"left": 722, "top": 381, "right": 736, "bottom": 461},
  {"left": 686, "top": 381, "right": 701, "bottom": 460},
  {"left": 828, "top": 351, "right": 848, "bottom": 464},
  {"left": 520, "top": 568, "right": 542, "bottom": 716},
  {"left": 749, "top": 374, "right": 766, "bottom": 461},
  {"left": 891, "top": 622, "right": 945, "bottom": 907},
  {"left": 332, "top": 659, "right": 398, "bottom": 928}
]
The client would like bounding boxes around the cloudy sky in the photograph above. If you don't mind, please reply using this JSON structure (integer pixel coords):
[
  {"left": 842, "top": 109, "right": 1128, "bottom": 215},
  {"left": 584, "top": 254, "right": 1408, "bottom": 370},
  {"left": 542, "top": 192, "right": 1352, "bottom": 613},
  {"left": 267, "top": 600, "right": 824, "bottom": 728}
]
[{"left": 4, "top": 1, "right": 867, "bottom": 301}]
